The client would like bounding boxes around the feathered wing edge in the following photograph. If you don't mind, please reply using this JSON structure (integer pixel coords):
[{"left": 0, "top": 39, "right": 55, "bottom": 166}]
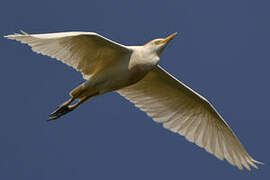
[
  {"left": 117, "top": 65, "right": 263, "bottom": 170},
  {"left": 4, "top": 30, "right": 131, "bottom": 79}
]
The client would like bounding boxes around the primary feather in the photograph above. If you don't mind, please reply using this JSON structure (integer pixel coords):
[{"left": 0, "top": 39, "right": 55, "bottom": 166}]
[
  {"left": 5, "top": 31, "right": 130, "bottom": 79},
  {"left": 118, "top": 66, "right": 262, "bottom": 170}
]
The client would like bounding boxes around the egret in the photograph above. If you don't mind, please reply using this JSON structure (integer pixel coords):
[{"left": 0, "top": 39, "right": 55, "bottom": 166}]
[{"left": 5, "top": 31, "right": 262, "bottom": 170}]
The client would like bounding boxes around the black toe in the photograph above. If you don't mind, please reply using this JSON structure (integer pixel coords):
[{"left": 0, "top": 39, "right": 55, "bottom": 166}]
[{"left": 48, "top": 105, "right": 72, "bottom": 120}]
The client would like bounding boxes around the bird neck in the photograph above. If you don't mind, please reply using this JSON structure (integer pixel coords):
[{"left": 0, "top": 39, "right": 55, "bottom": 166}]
[{"left": 128, "top": 46, "right": 160, "bottom": 71}]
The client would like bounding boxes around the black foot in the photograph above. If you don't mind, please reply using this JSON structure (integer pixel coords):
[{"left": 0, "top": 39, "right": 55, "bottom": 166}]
[{"left": 48, "top": 105, "right": 73, "bottom": 121}]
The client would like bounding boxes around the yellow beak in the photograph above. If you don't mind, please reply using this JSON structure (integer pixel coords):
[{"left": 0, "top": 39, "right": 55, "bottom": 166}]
[{"left": 162, "top": 32, "right": 178, "bottom": 44}]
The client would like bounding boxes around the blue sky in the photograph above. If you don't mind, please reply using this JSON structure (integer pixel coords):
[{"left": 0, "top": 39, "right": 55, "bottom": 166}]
[{"left": 0, "top": 0, "right": 269, "bottom": 179}]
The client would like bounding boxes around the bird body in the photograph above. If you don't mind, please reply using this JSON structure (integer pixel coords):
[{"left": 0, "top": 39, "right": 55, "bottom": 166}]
[
  {"left": 69, "top": 44, "right": 161, "bottom": 98},
  {"left": 5, "top": 31, "right": 262, "bottom": 170},
  {"left": 90, "top": 45, "right": 158, "bottom": 93}
]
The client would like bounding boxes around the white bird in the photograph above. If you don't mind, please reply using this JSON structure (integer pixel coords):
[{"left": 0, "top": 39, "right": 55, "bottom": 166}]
[{"left": 5, "top": 31, "right": 262, "bottom": 170}]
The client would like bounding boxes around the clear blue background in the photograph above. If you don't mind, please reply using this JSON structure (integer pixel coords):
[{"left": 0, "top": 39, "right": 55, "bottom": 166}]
[{"left": 0, "top": 0, "right": 269, "bottom": 179}]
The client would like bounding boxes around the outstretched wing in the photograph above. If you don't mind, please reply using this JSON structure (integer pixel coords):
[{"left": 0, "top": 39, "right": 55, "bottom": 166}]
[
  {"left": 5, "top": 31, "right": 131, "bottom": 79},
  {"left": 117, "top": 65, "right": 262, "bottom": 170}
]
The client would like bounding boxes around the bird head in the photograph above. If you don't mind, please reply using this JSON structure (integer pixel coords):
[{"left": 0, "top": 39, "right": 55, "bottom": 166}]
[{"left": 144, "top": 32, "right": 178, "bottom": 56}]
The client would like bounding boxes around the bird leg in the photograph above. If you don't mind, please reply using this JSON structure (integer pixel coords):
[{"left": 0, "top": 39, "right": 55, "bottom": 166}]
[
  {"left": 48, "top": 97, "right": 86, "bottom": 121},
  {"left": 48, "top": 92, "right": 99, "bottom": 121},
  {"left": 48, "top": 97, "right": 76, "bottom": 121}
]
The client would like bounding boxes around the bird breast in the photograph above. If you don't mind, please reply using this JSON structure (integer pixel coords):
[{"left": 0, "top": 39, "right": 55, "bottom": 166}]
[
  {"left": 128, "top": 65, "right": 148, "bottom": 85},
  {"left": 126, "top": 47, "right": 159, "bottom": 85}
]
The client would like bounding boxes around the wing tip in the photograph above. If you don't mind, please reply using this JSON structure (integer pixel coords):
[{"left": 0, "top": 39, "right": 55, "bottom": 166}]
[
  {"left": 252, "top": 158, "right": 264, "bottom": 165},
  {"left": 4, "top": 30, "right": 28, "bottom": 40},
  {"left": 243, "top": 157, "right": 263, "bottom": 171},
  {"left": 4, "top": 34, "right": 18, "bottom": 40}
]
